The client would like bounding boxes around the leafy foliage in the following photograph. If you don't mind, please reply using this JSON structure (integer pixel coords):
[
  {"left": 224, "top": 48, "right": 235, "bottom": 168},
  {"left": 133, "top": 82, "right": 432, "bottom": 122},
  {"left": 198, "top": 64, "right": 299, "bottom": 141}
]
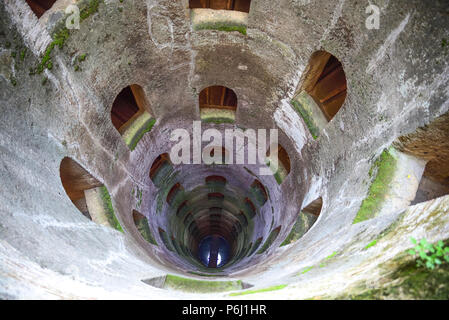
[{"left": 408, "top": 238, "right": 449, "bottom": 270}]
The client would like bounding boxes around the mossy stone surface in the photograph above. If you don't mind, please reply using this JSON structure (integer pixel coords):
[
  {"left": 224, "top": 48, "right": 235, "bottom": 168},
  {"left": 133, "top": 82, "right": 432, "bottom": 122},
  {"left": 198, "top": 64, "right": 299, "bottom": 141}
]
[
  {"left": 164, "top": 274, "right": 243, "bottom": 293},
  {"left": 281, "top": 211, "right": 318, "bottom": 246},
  {"left": 229, "top": 284, "right": 287, "bottom": 296},
  {"left": 353, "top": 147, "right": 398, "bottom": 224}
]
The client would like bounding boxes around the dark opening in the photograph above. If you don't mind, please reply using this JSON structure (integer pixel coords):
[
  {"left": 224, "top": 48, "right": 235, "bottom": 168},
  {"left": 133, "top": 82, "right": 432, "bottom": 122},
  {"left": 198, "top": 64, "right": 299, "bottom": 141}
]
[
  {"left": 59, "top": 157, "right": 103, "bottom": 219},
  {"left": 302, "top": 197, "right": 323, "bottom": 216},
  {"left": 198, "top": 235, "right": 231, "bottom": 268},
  {"left": 111, "top": 86, "right": 141, "bottom": 132},
  {"left": 244, "top": 198, "right": 256, "bottom": 219},
  {"left": 267, "top": 144, "right": 291, "bottom": 184},
  {"left": 257, "top": 226, "right": 281, "bottom": 254},
  {"left": 280, "top": 197, "right": 322, "bottom": 246},
  {"left": 394, "top": 112, "right": 449, "bottom": 204},
  {"left": 189, "top": 0, "right": 251, "bottom": 13},
  {"left": 206, "top": 175, "right": 227, "bottom": 185},
  {"left": 25, "top": 0, "right": 57, "bottom": 18},
  {"left": 199, "top": 86, "right": 237, "bottom": 111},
  {"left": 250, "top": 180, "right": 268, "bottom": 206},
  {"left": 208, "top": 192, "right": 225, "bottom": 201},
  {"left": 159, "top": 228, "right": 174, "bottom": 252},
  {"left": 149, "top": 153, "right": 172, "bottom": 187},
  {"left": 166, "top": 183, "right": 183, "bottom": 205},
  {"left": 301, "top": 51, "right": 347, "bottom": 121},
  {"left": 133, "top": 210, "right": 157, "bottom": 246}
]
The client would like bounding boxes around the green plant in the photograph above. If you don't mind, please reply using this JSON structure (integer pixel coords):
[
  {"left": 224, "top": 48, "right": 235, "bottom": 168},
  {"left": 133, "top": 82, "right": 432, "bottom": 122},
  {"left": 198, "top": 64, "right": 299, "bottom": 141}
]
[
  {"left": 10, "top": 76, "right": 17, "bottom": 86},
  {"left": 364, "top": 240, "right": 377, "bottom": 250},
  {"left": 300, "top": 266, "right": 313, "bottom": 275},
  {"left": 320, "top": 251, "right": 338, "bottom": 267},
  {"left": 99, "top": 186, "right": 123, "bottom": 232},
  {"left": 408, "top": 238, "right": 449, "bottom": 270},
  {"left": 78, "top": 53, "right": 87, "bottom": 62},
  {"left": 34, "top": 0, "right": 102, "bottom": 74},
  {"left": 20, "top": 49, "right": 26, "bottom": 61}
]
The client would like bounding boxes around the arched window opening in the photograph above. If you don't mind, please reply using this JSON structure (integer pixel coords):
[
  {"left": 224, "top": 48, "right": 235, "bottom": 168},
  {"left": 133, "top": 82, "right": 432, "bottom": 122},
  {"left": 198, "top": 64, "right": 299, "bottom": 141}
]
[
  {"left": 133, "top": 210, "right": 157, "bottom": 246},
  {"left": 208, "top": 192, "right": 225, "bottom": 202},
  {"left": 166, "top": 183, "right": 184, "bottom": 206},
  {"left": 237, "top": 211, "right": 248, "bottom": 227},
  {"left": 266, "top": 145, "right": 291, "bottom": 184},
  {"left": 281, "top": 197, "right": 321, "bottom": 246},
  {"left": 302, "top": 197, "right": 323, "bottom": 216},
  {"left": 206, "top": 175, "right": 227, "bottom": 187},
  {"left": 111, "top": 84, "right": 155, "bottom": 150},
  {"left": 149, "top": 153, "right": 173, "bottom": 187},
  {"left": 183, "top": 212, "right": 194, "bottom": 226},
  {"left": 59, "top": 157, "right": 123, "bottom": 231},
  {"left": 189, "top": 0, "right": 251, "bottom": 13},
  {"left": 257, "top": 226, "right": 281, "bottom": 254},
  {"left": 25, "top": 0, "right": 57, "bottom": 18},
  {"left": 158, "top": 228, "right": 174, "bottom": 252},
  {"left": 189, "top": 1, "right": 250, "bottom": 35},
  {"left": 248, "top": 237, "right": 262, "bottom": 256},
  {"left": 243, "top": 198, "right": 256, "bottom": 219},
  {"left": 199, "top": 86, "right": 237, "bottom": 124},
  {"left": 393, "top": 112, "right": 449, "bottom": 205},
  {"left": 250, "top": 180, "right": 268, "bottom": 206},
  {"left": 60, "top": 157, "right": 102, "bottom": 220},
  {"left": 292, "top": 51, "right": 347, "bottom": 139},
  {"left": 171, "top": 236, "right": 182, "bottom": 254},
  {"left": 176, "top": 200, "right": 190, "bottom": 218}
]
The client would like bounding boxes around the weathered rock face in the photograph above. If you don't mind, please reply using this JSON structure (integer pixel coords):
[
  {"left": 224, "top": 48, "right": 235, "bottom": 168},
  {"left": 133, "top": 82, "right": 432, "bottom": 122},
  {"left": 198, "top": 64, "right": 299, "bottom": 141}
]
[{"left": 0, "top": 0, "right": 449, "bottom": 299}]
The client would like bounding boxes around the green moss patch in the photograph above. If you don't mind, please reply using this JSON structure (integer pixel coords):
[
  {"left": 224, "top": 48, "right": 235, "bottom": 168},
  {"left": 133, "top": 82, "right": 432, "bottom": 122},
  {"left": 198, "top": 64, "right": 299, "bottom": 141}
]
[
  {"left": 229, "top": 284, "right": 287, "bottom": 296},
  {"left": 291, "top": 99, "right": 319, "bottom": 139},
  {"left": 159, "top": 229, "right": 175, "bottom": 252},
  {"left": 257, "top": 227, "right": 281, "bottom": 254},
  {"left": 122, "top": 114, "right": 156, "bottom": 151},
  {"left": 299, "top": 266, "right": 314, "bottom": 275},
  {"left": 99, "top": 186, "right": 123, "bottom": 232},
  {"left": 34, "top": 0, "right": 102, "bottom": 74},
  {"left": 201, "top": 117, "right": 235, "bottom": 124},
  {"left": 364, "top": 240, "right": 378, "bottom": 250},
  {"left": 194, "top": 22, "right": 247, "bottom": 35},
  {"left": 341, "top": 257, "right": 449, "bottom": 300},
  {"left": 353, "top": 148, "right": 398, "bottom": 224},
  {"left": 135, "top": 216, "right": 157, "bottom": 246},
  {"left": 319, "top": 251, "right": 338, "bottom": 267},
  {"left": 164, "top": 275, "right": 244, "bottom": 293},
  {"left": 248, "top": 237, "right": 263, "bottom": 256},
  {"left": 281, "top": 211, "right": 318, "bottom": 246}
]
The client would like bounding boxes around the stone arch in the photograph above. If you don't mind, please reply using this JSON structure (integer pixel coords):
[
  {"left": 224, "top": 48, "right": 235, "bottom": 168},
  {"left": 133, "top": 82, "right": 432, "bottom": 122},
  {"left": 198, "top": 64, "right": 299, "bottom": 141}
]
[
  {"left": 291, "top": 51, "right": 347, "bottom": 139},
  {"left": 111, "top": 84, "right": 155, "bottom": 150},
  {"left": 189, "top": 0, "right": 251, "bottom": 13},
  {"left": 199, "top": 86, "right": 237, "bottom": 123}
]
